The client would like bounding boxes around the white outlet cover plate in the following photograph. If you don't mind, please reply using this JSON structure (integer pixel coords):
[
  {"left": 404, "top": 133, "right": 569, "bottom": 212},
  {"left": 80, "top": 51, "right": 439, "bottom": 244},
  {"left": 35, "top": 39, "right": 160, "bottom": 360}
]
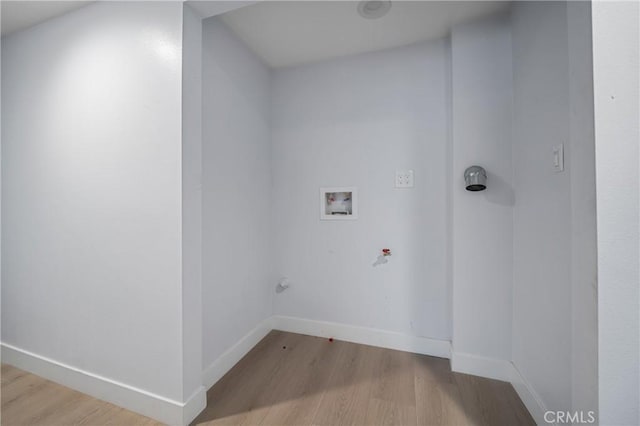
[{"left": 395, "top": 170, "right": 414, "bottom": 188}]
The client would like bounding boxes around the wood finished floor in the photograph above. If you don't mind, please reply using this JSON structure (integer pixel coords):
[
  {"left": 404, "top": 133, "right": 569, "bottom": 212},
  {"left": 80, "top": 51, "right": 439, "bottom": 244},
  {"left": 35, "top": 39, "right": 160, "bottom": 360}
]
[
  {"left": 1, "top": 331, "right": 535, "bottom": 426},
  {"left": 192, "top": 331, "right": 534, "bottom": 426},
  {"left": 1, "top": 364, "right": 161, "bottom": 426}
]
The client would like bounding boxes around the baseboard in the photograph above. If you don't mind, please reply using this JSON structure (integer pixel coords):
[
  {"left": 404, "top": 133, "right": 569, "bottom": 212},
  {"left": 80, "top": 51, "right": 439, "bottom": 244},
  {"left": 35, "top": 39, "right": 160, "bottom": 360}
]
[
  {"left": 202, "top": 317, "right": 274, "bottom": 389},
  {"left": 271, "top": 315, "right": 451, "bottom": 359},
  {"left": 450, "top": 351, "right": 547, "bottom": 424},
  {"left": 509, "top": 362, "right": 551, "bottom": 426},
  {"left": 182, "top": 386, "right": 207, "bottom": 426},
  {"left": 451, "top": 351, "right": 511, "bottom": 381},
  {"left": 1, "top": 342, "right": 204, "bottom": 426}
]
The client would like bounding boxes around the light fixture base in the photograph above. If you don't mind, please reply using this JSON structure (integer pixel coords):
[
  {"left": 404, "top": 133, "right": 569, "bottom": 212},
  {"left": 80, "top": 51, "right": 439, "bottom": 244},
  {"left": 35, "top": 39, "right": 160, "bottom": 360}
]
[{"left": 357, "top": 0, "right": 392, "bottom": 19}]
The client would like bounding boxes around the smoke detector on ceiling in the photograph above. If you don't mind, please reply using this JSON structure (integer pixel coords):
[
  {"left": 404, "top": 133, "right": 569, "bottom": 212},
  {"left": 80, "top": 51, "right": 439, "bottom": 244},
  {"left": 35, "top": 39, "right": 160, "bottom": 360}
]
[{"left": 357, "top": 0, "right": 392, "bottom": 19}]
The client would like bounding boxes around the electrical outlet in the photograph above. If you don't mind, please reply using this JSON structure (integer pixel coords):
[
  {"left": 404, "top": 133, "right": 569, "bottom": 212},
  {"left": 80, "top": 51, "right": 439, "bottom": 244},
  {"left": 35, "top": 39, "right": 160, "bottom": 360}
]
[{"left": 395, "top": 170, "right": 414, "bottom": 188}]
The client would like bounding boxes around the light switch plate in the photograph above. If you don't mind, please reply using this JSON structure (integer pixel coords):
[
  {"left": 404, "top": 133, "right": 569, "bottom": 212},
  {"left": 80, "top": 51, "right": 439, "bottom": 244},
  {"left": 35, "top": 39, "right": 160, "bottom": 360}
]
[
  {"left": 395, "top": 170, "right": 414, "bottom": 188},
  {"left": 553, "top": 144, "right": 564, "bottom": 172}
]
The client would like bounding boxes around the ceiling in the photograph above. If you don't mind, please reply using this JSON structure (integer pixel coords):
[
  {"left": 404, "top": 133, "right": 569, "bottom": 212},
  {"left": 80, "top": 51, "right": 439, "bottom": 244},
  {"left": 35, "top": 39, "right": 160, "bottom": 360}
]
[
  {"left": 1, "top": 1, "right": 510, "bottom": 66},
  {"left": 1, "top": 1, "right": 91, "bottom": 36},
  {"left": 219, "top": 1, "right": 511, "bottom": 68}
]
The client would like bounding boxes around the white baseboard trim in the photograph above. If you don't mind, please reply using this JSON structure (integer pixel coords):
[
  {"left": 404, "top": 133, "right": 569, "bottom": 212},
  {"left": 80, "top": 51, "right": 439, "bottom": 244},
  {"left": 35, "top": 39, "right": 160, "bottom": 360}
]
[
  {"left": 509, "top": 362, "right": 550, "bottom": 426},
  {"left": 450, "top": 351, "right": 548, "bottom": 425},
  {"left": 1, "top": 342, "right": 205, "bottom": 426},
  {"left": 202, "top": 317, "right": 274, "bottom": 389},
  {"left": 271, "top": 315, "right": 451, "bottom": 359},
  {"left": 182, "top": 386, "right": 207, "bottom": 426},
  {"left": 451, "top": 351, "right": 511, "bottom": 382}
]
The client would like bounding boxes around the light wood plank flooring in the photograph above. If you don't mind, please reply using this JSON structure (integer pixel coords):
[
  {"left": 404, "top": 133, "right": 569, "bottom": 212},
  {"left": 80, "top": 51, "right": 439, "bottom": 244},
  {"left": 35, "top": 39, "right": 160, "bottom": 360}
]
[
  {"left": 1, "top": 331, "right": 535, "bottom": 426},
  {"left": 192, "top": 331, "right": 534, "bottom": 426},
  {"left": 1, "top": 364, "right": 161, "bottom": 426}
]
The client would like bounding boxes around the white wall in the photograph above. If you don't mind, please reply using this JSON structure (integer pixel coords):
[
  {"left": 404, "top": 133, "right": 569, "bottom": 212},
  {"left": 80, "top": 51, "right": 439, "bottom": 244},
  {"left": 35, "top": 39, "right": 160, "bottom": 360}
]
[
  {"left": 450, "top": 13, "right": 514, "bottom": 370},
  {"left": 511, "top": 0, "right": 598, "bottom": 418},
  {"left": 201, "top": 17, "right": 273, "bottom": 370},
  {"left": 511, "top": 1, "right": 572, "bottom": 412},
  {"left": 271, "top": 40, "right": 450, "bottom": 341},
  {"left": 567, "top": 1, "right": 598, "bottom": 416},
  {"left": 1, "top": 0, "right": 190, "bottom": 416},
  {"left": 181, "top": 3, "right": 205, "bottom": 414},
  {"left": 592, "top": 1, "right": 639, "bottom": 424}
]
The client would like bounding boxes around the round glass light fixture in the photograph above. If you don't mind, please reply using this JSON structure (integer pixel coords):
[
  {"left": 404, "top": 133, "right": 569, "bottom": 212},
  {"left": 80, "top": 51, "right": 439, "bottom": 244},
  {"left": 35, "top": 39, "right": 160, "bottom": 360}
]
[{"left": 357, "top": 0, "right": 392, "bottom": 19}]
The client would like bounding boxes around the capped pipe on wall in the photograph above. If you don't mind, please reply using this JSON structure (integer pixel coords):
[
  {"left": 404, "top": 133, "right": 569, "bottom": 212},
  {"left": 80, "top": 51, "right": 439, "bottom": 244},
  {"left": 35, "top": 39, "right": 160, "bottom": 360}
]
[
  {"left": 464, "top": 166, "right": 487, "bottom": 191},
  {"left": 276, "top": 277, "right": 291, "bottom": 293}
]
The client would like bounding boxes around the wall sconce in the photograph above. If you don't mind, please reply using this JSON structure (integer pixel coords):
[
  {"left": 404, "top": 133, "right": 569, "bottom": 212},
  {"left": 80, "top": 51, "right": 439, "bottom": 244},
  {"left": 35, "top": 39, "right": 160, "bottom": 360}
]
[{"left": 464, "top": 166, "right": 487, "bottom": 191}]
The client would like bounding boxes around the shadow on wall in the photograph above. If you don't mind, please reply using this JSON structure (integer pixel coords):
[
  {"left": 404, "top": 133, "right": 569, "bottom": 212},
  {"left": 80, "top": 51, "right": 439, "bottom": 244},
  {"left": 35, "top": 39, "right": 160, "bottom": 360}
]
[{"left": 482, "top": 171, "right": 515, "bottom": 207}]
